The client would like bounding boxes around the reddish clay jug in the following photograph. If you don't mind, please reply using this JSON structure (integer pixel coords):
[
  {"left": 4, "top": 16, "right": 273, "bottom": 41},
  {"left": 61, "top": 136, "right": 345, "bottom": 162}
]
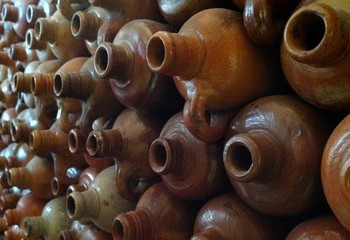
[
  {"left": 5, "top": 143, "right": 35, "bottom": 169},
  {"left": 26, "top": 0, "right": 56, "bottom": 25},
  {"left": 22, "top": 197, "right": 73, "bottom": 240},
  {"left": 157, "top": 0, "right": 232, "bottom": 29},
  {"left": 94, "top": 19, "right": 183, "bottom": 111},
  {"left": 54, "top": 57, "right": 124, "bottom": 135},
  {"left": 231, "top": 0, "right": 299, "bottom": 46},
  {"left": 281, "top": 0, "right": 350, "bottom": 111},
  {"left": 86, "top": 109, "right": 167, "bottom": 200},
  {"left": 8, "top": 155, "right": 55, "bottom": 200},
  {"left": 31, "top": 57, "right": 87, "bottom": 96},
  {"left": 1, "top": 0, "right": 39, "bottom": 38},
  {"left": 149, "top": 112, "right": 229, "bottom": 201},
  {"left": 67, "top": 166, "right": 137, "bottom": 233},
  {"left": 322, "top": 114, "right": 350, "bottom": 232},
  {"left": 191, "top": 192, "right": 292, "bottom": 240},
  {"left": 0, "top": 21, "right": 23, "bottom": 48},
  {"left": 34, "top": 10, "right": 89, "bottom": 61},
  {"left": 223, "top": 95, "right": 332, "bottom": 216},
  {"left": 286, "top": 215, "right": 350, "bottom": 239},
  {"left": 25, "top": 29, "right": 56, "bottom": 61},
  {"left": 59, "top": 221, "right": 113, "bottom": 240},
  {"left": 113, "top": 182, "right": 197, "bottom": 240},
  {"left": 5, "top": 193, "right": 46, "bottom": 227},
  {"left": 147, "top": 8, "right": 285, "bottom": 142}
]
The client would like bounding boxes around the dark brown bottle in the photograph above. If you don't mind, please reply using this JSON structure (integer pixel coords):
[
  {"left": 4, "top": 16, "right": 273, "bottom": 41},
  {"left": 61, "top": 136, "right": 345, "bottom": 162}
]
[
  {"left": 86, "top": 109, "right": 166, "bottom": 200},
  {"left": 147, "top": 8, "right": 285, "bottom": 142},
  {"left": 149, "top": 112, "right": 229, "bottom": 201},
  {"left": 281, "top": 0, "right": 350, "bottom": 111},
  {"left": 191, "top": 192, "right": 292, "bottom": 240},
  {"left": 223, "top": 95, "right": 332, "bottom": 216},
  {"left": 113, "top": 182, "right": 197, "bottom": 240},
  {"left": 322, "top": 114, "right": 350, "bottom": 232},
  {"left": 1, "top": 0, "right": 39, "bottom": 38},
  {"left": 94, "top": 19, "right": 183, "bottom": 111},
  {"left": 286, "top": 215, "right": 350, "bottom": 239}
]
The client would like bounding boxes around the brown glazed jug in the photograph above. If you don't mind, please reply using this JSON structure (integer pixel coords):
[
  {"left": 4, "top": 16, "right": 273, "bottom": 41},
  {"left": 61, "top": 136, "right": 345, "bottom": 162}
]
[
  {"left": 31, "top": 57, "right": 87, "bottom": 96},
  {"left": 113, "top": 182, "right": 197, "bottom": 240},
  {"left": 286, "top": 215, "right": 350, "bottom": 239},
  {"left": 322, "top": 114, "right": 350, "bottom": 232},
  {"left": 5, "top": 143, "right": 35, "bottom": 169},
  {"left": 59, "top": 221, "right": 113, "bottom": 240},
  {"left": 149, "top": 112, "right": 229, "bottom": 201},
  {"left": 0, "top": 21, "right": 23, "bottom": 48},
  {"left": 25, "top": 29, "right": 56, "bottom": 62},
  {"left": 69, "top": 0, "right": 163, "bottom": 54},
  {"left": 4, "top": 193, "right": 46, "bottom": 227},
  {"left": 281, "top": 0, "right": 350, "bottom": 111},
  {"left": 34, "top": 10, "right": 89, "bottom": 61},
  {"left": 8, "top": 155, "right": 55, "bottom": 200},
  {"left": 191, "top": 192, "right": 292, "bottom": 240},
  {"left": 22, "top": 197, "right": 73, "bottom": 240},
  {"left": 94, "top": 19, "right": 183, "bottom": 112},
  {"left": 231, "top": 0, "right": 299, "bottom": 46},
  {"left": 1, "top": 0, "right": 39, "bottom": 38},
  {"left": 223, "top": 95, "right": 332, "bottom": 216},
  {"left": 66, "top": 166, "right": 137, "bottom": 233},
  {"left": 157, "top": 0, "right": 231, "bottom": 29},
  {"left": 147, "top": 8, "right": 285, "bottom": 142},
  {"left": 53, "top": 57, "right": 124, "bottom": 135},
  {"left": 86, "top": 109, "right": 167, "bottom": 200}
]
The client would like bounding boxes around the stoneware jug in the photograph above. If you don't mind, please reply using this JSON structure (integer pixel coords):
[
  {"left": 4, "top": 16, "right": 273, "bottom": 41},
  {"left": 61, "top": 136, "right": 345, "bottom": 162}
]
[
  {"left": 147, "top": 8, "right": 285, "bottom": 142},
  {"left": 223, "top": 95, "right": 333, "bottom": 216},
  {"left": 149, "top": 112, "right": 229, "bottom": 201},
  {"left": 281, "top": 0, "right": 350, "bottom": 111}
]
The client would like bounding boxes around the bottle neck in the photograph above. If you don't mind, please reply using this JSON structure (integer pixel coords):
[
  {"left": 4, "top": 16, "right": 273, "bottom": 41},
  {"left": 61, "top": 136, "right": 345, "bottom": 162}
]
[
  {"left": 2, "top": 5, "right": 18, "bottom": 22},
  {"left": 29, "top": 129, "right": 57, "bottom": 153},
  {"left": 67, "top": 189, "right": 99, "bottom": 220},
  {"left": 113, "top": 209, "right": 154, "bottom": 240},
  {"left": 5, "top": 208, "right": 21, "bottom": 226},
  {"left": 8, "top": 167, "right": 31, "bottom": 188},
  {"left": 26, "top": 5, "right": 45, "bottom": 25},
  {"left": 284, "top": 3, "right": 349, "bottom": 67},
  {"left": 68, "top": 129, "right": 87, "bottom": 154},
  {"left": 86, "top": 129, "right": 123, "bottom": 157},
  {"left": 71, "top": 11, "right": 101, "bottom": 41},
  {"left": 223, "top": 132, "right": 280, "bottom": 182},
  {"left": 11, "top": 72, "right": 33, "bottom": 93},
  {"left": 35, "top": 18, "right": 57, "bottom": 44},
  {"left": 31, "top": 73, "right": 55, "bottom": 96},
  {"left": 26, "top": 29, "right": 47, "bottom": 50},
  {"left": 11, "top": 121, "right": 31, "bottom": 143},
  {"left": 23, "top": 216, "right": 47, "bottom": 238}
]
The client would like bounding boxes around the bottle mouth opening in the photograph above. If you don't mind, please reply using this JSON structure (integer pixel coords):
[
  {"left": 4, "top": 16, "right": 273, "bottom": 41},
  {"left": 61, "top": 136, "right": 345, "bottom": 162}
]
[
  {"left": 34, "top": 20, "right": 42, "bottom": 40},
  {"left": 66, "top": 195, "right": 76, "bottom": 218},
  {"left": 71, "top": 13, "right": 82, "bottom": 37},
  {"left": 147, "top": 36, "right": 166, "bottom": 71},
  {"left": 149, "top": 139, "right": 170, "bottom": 174},
  {"left": 30, "top": 75, "right": 38, "bottom": 95},
  {"left": 26, "top": 30, "right": 34, "bottom": 49},
  {"left": 51, "top": 177, "right": 61, "bottom": 196},
  {"left": 287, "top": 11, "right": 326, "bottom": 52},
  {"left": 26, "top": 5, "right": 34, "bottom": 23},
  {"left": 53, "top": 74, "right": 64, "bottom": 97},
  {"left": 68, "top": 130, "right": 80, "bottom": 153},
  {"left": 94, "top": 44, "right": 110, "bottom": 77},
  {"left": 11, "top": 74, "right": 19, "bottom": 93},
  {"left": 228, "top": 144, "right": 253, "bottom": 172},
  {"left": 112, "top": 218, "right": 124, "bottom": 240},
  {"left": 10, "top": 121, "right": 19, "bottom": 142},
  {"left": 86, "top": 133, "right": 99, "bottom": 157}
]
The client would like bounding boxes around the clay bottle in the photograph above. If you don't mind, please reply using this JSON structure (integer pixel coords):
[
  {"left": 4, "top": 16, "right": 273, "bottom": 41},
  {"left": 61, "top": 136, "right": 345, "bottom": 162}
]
[
  {"left": 322, "top": 114, "right": 350, "bottom": 232},
  {"left": 191, "top": 192, "right": 292, "bottom": 240},
  {"left": 34, "top": 10, "right": 89, "bottom": 61},
  {"left": 5, "top": 193, "right": 46, "bottom": 227},
  {"left": 59, "top": 221, "right": 113, "bottom": 240},
  {"left": 1, "top": 0, "right": 39, "bottom": 38},
  {"left": 9, "top": 42, "right": 39, "bottom": 64},
  {"left": 22, "top": 197, "right": 73, "bottom": 240},
  {"left": 94, "top": 19, "right": 183, "bottom": 111},
  {"left": 5, "top": 143, "right": 35, "bottom": 169},
  {"left": 0, "top": 21, "right": 23, "bottom": 48},
  {"left": 25, "top": 29, "right": 56, "bottom": 61},
  {"left": 223, "top": 95, "right": 333, "bottom": 216},
  {"left": 231, "top": 0, "right": 299, "bottom": 46},
  {"left": 8, "top": 155, "right": 55, "bottom": 200},
  {"left": 147, "top": 8, "right": 285, "bottom": 142},
  {"left": 157, "top": 0, "right": 231, "bottom": 29},
  {"left": 69, "top": 0, "right": 163, "bottom": 54},
  {"left": 113, "top": 182, "right": 197, "bottom": 240},
  {"left": 10, "top": 108, "right": 45, "bottom": 143},
  {"left": 29, "top": 118, "right": 87, "bottom": 185},
  {"left": 149, "top": 112, "right": 229, "bottom": 201},
  {"left": 65, "top": 166, "right": 100, "bottom": 195},
  {"left": 67, "top": 166, "right": 136, "bottom": 233},
  {"left": 53, "top": 57, "right": 124, "bottom": 135},
  {"left": 86, "top": 109, "right": 167, "bottom": 200},
  {"left": 286, "top": 215, "right": 350, "bottom": 239},
  {"left": 31, "top": 57, "right": 87, "bottom": 96},
  {"left": 26, "top": 0, "right": 56, "bottom": 26},
  {"left": 281, "top": 0, "right": 350, "bottom": 111}
]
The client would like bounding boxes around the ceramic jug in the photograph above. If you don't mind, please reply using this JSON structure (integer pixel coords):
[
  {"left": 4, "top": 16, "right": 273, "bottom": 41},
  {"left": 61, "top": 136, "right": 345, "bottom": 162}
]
[
  {"left": 147, "top": 8, "right": 285, "bottom": 142},
  {"left": 223, "top": 95, "right": 333, "bottom": 216},
  {"left": 281, "top": 0, "right": 350, "bottom": 111},
  {"left": 94, "top": 19, "right": 183, "bottom": 111},
  {"left": 149, "top": 112, "right": 229, "bottom": 201}
]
